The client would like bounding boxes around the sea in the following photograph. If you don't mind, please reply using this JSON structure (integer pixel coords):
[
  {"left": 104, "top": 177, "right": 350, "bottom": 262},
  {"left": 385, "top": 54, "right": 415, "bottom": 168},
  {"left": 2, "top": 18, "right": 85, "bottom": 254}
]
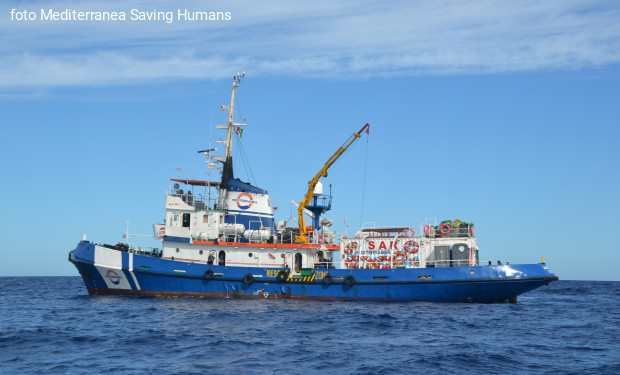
[{"left": 1, "top": 278, "right": 618, "bottom": 375}]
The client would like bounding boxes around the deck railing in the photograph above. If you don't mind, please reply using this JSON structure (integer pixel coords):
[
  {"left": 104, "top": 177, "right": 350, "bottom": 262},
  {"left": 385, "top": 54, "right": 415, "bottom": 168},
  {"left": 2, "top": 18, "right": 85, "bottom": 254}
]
[{"left": 169, "top": 192, "right": 210, "bottom": 210}]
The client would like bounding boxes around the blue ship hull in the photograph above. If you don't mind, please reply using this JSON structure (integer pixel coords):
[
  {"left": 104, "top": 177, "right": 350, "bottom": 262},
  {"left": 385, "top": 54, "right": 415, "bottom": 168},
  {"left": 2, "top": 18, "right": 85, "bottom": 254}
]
[{"left": 69, "top": 241, "right": 558, "bottom": 302}]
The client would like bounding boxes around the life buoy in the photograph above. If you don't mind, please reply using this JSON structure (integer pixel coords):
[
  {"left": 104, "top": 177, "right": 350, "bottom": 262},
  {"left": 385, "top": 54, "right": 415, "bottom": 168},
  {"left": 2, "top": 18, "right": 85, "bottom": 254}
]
[
  {"left": 243, "top": 274, "right": 254, "bottom": 284},
  {"left": 403, "top": 240, "right": 419, "bottom": 254},
  {"left": 405, "top": 228, "right": 415, "bottom": 237},
  {"left": 394, "top": 251, "right": 407, "bottom": 265},
  {"left": 323, "top": 274, "right": 333, "bottom": 284},
  {"left": 424, "top": 224, "right": 431, "bottom": 235},
  {"left": 204, "top": 269, "right": 214, "bottom": 280},
  {"left": 344, "top": 256, "right": 358, "bottom": 269},
  {"left": 318, "top": 233, "right": 324, "bottom": 244},
  {"left": 344, "top": 275, "right": 356, "bottom": 286},
  {"left": 344, "top": 242, "right": 358, "bottom": 255},
  {"left": 409, "top": 255, "right": 420, "bottom": 267},
  {"left": 440, "top": 223, "right": 451, "bottom": 235},
  {"left": 360, "top": 256, "right": 377, "bottom": 269},
  {"left": 470, "top": 226, "right": 475, "bottom": 236},
  {"left": 276, "top": 270, "right": 288, "bottom": 281}
]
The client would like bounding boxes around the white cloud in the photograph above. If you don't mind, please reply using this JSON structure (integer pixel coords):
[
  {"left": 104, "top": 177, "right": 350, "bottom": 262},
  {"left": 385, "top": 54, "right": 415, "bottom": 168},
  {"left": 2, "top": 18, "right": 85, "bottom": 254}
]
[{"left": 1, "top": 0, "right": 619, "bottom": 87}]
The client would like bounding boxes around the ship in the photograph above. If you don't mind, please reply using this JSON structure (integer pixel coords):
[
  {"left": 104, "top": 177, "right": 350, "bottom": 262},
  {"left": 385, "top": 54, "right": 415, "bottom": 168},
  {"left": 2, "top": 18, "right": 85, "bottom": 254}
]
[{"left": 69, "top": 74, "right": 558, "bottom": 302}]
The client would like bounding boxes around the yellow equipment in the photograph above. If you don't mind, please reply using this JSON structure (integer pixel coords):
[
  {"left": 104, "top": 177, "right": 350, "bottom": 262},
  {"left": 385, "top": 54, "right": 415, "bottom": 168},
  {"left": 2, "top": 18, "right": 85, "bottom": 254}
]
[{"left": 295, "top": 123, "right": 370, "bottom": 243}]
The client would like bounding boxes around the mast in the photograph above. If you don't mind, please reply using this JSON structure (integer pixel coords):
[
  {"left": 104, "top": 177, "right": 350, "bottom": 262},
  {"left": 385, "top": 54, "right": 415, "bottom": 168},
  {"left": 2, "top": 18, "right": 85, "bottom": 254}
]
[{"left": 219, "top": 73, "right": 245, "bottom": 189}]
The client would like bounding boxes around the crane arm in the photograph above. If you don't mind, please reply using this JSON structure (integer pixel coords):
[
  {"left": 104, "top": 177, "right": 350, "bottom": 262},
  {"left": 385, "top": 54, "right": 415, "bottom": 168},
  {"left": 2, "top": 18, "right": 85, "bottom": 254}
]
[{"left": 295, "top": 123, "right": 370, "bottom": 243}]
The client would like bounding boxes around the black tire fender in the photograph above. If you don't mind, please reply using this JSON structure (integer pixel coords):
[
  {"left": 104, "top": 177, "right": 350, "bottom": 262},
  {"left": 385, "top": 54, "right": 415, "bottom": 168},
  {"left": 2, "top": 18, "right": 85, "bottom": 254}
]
[
  {"left": 276, "top": 270, "right": 289, "bottom": 282},
  {"left": 323, "top": 274, "right": 333, "bottom": 285},
  {"left": 204, "top": 269, "right": 214, "bottom": 280},
  {"left": 244, "top": 274, "right": 254, "bottom": 284},
  {"left": 344, "top": 275, "right": 356, "bottom": 286}
]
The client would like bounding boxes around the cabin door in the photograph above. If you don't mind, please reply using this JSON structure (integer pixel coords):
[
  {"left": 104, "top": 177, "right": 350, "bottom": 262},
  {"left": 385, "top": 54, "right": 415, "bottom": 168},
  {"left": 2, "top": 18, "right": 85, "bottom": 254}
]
[
  {"left": 294, "top": 252, "right": 302, "bottom": 273},
  {"left": 285, "top": 252, "right": 293, "bottom": 271}
]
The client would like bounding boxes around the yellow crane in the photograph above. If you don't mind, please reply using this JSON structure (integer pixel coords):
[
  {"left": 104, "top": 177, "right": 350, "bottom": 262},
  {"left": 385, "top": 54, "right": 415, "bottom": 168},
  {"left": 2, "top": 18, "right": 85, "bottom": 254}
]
[{"left": 295, "top": 123, "right": 370, "bottom": 243}]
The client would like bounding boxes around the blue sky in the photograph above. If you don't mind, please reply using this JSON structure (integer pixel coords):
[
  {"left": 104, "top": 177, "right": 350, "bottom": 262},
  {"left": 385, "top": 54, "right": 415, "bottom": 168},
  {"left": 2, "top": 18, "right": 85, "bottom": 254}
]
[{"left": 1, "top": 0, "right": 618, "bottom": 280}]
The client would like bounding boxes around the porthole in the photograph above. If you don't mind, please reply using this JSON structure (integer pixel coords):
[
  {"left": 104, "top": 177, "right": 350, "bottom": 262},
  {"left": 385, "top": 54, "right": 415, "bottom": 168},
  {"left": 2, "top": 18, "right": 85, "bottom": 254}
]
[
  {"left": 248, "top": 253, "right": 253, "bottom": 257},
  {"left": 176, "top": 248, "right": 180, "bottom": 253},
  {"left": 199, "top": 250, "right": 204, "bottom": 255}
]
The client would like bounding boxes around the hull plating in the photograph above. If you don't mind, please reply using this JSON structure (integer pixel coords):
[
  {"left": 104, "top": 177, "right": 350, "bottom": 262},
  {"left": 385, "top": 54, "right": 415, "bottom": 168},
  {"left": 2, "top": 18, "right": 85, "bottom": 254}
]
[{"left": 70, "top": 242, "right": 557, "bottom": 302}]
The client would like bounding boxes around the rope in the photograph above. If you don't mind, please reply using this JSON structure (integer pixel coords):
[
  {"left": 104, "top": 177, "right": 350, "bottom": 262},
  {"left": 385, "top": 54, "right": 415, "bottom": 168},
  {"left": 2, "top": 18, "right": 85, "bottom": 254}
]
[
  {"left": 236, "top": 136, "right": 257, "bottom": 186},
  {"left": 231, "top": 91, "right": 258, "bottom": 186}
]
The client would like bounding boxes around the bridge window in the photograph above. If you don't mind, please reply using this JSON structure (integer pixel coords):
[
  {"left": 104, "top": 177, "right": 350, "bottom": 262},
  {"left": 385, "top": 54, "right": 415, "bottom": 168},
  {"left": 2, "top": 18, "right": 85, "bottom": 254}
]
[{"left": 182, "top": 213, "right": 191, "bottom": 228}]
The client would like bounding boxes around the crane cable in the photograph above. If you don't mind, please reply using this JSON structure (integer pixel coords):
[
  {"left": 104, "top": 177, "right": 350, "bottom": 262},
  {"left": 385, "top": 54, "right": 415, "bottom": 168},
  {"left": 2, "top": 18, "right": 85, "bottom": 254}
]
[{"left": 359, "top": 134, "right": 369, "bottom": 226}]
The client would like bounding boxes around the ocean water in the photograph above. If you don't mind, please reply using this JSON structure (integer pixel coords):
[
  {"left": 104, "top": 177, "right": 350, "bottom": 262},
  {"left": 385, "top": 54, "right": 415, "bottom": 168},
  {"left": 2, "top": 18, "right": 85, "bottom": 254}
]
[{"left": 0, "top": 278, "right": 618, "bottom": 375}]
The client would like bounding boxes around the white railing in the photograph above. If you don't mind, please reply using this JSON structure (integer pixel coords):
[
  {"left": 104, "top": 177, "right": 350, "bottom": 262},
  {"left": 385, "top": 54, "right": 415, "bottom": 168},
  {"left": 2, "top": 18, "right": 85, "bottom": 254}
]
[
  {"left": 169, "top": 192, "right": 210, "bottom": 210},
  {"left": 97, "top": 243, "right": 161, "bottom": 257},
  {"left": 424, "top": 223, "right": 475, "bottom": 239}
]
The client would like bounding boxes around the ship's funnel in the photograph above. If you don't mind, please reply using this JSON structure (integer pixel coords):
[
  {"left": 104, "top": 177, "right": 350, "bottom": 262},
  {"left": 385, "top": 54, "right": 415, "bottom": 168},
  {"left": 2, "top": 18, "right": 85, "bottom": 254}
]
[{"left": 220, "top": 179, "right": 276, "bottom": 233}]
